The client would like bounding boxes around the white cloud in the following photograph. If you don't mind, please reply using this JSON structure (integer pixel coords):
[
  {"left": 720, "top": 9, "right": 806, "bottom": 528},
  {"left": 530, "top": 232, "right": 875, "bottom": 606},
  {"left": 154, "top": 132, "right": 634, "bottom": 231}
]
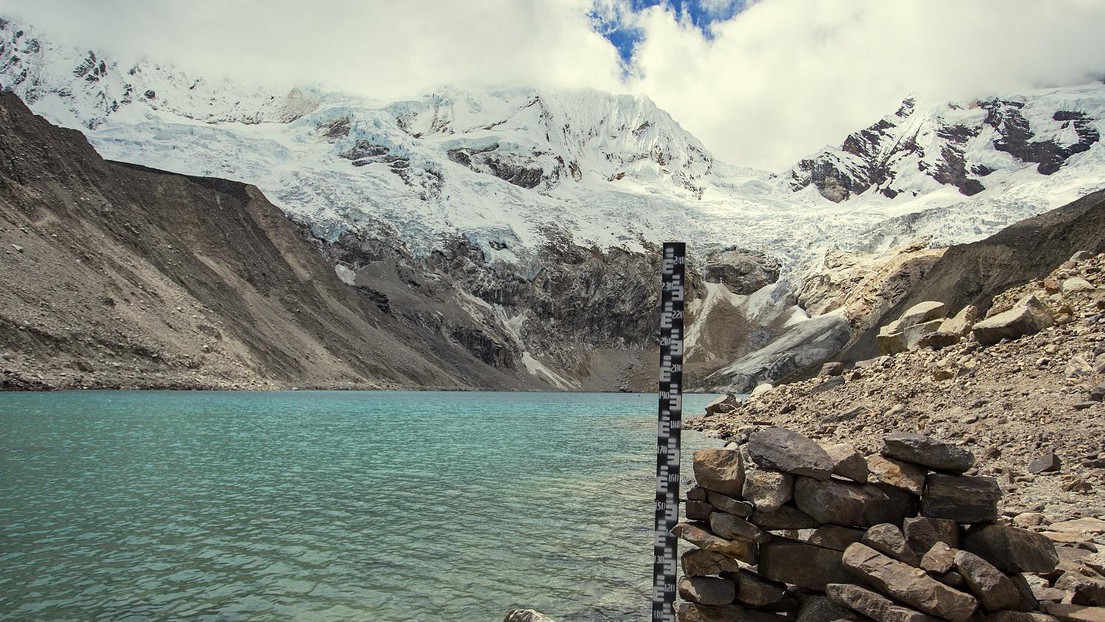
[
  {"left": 0, "top": 0, "right": 625, "bottom": 100},
  {"left": 626, "top": 0, "right": 1105, "bottom": 170},
  {"left": 2, "top": 0, "right": 1104, "bottom": 171}
]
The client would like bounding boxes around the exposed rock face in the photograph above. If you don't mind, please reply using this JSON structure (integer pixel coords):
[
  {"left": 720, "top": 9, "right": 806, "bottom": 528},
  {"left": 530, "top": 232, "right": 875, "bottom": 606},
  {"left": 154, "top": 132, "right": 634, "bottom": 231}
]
[
  {"left": 789, "top": 95, "right": 1101, "bottom": 202},
  {"left": 704, "top": 249, "right": 780, "bottom": 295},
  {"left": 843, "top": 188, "right": 1105, "bottom": 361}
]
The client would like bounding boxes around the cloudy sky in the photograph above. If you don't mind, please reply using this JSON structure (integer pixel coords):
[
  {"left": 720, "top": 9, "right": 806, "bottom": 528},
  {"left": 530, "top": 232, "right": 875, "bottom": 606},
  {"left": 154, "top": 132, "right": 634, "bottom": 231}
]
[{"left": 3, "top": 0, "right": 1105, "bottom": 171}]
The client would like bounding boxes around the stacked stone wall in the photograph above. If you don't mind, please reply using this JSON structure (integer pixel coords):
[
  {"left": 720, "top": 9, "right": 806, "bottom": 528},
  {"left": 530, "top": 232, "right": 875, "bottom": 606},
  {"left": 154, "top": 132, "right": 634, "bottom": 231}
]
[{"left": 676, "top": 427, "right": 1104, "bottom": 622}]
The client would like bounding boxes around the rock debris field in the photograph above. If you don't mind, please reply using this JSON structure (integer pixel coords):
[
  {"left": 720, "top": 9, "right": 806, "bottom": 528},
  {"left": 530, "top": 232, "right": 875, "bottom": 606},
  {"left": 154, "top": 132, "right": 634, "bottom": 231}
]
[
  {"left": 682, "top": 251, "right": 1105, "bottom": 620},
  {"left": 692, "top": 252, "right": 1105, "bottom": 522}
]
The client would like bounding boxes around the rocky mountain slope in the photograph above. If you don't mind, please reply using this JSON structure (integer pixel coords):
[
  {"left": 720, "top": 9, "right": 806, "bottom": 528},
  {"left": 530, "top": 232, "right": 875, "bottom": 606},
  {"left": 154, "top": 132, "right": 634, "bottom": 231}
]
[
  {"left": 692, "top": 251, "right": 1105, "bottom": 521},
  {"left": 0, "top": 91, "right": 543, "bottom": 390},
  {"left": 3, "top": 17, "right": 1105, "bottom": 391}
]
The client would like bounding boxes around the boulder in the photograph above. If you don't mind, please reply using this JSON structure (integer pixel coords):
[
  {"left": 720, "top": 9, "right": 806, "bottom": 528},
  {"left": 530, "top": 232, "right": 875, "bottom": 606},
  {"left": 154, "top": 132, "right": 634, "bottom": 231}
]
[
  {"left": 687, "top": 485, "right": 709, "bottom": 501},
  {"left": 503, "top": 610, "right": 556, "bottom": 622},
  {"left": 841, "top": 543, "right": 979, "bottom": 622},
  {"left": 878, "top": 318, "right": 946, "bottom": 355},
  {"left": 1028, "top": 452, "right": 1062, "bottom": 474},
  {"left": 686, "top": 500, "right": 714, "bottom": 522},
  {"left": 898, "top": 301, "right": 949, "bottom": 326},
  {"left": 671, "top": 522, "right": 759, "bottom": 564},
  {"left": 705, "top": 393, "right": 739, "bottom": 415},
  {"left": 972, "top": 294, "right": 1056, "bottom": 346},
  {"left": 1062, "top": 277, "right": 1095, "bottom": 293},
  {"left": 750, "top": 504, "right": 821, "bottom": 530},
  {"left": 825, "top": 443, "right": 870, "bottom": 483},
  {"left": 742, "top": 468, "right": 795, "bottom": 513},
  {"left": 706, "top": 491, "right": 754, "bottom": 518},
  {"left": 986, "top": 613, "right": 1061, "bottom": 622},
  {"left": 693, "top": 448, "right": 745, "bottom": 497},
  {"left": 862, "top": 523, "right": 922, "bottom": 566},
  {"left": 794, "top": 477, "right": 917, "bottom": 528},
  {"left": 921, "top": 474, "right": 1001, "bottom": 523},
  {"left": 747, "top": 428, "right": 833, "bottom": 480},
  {"left": 682, "top": 548, "right": 744, "bottom": 577},
  {"left": 759, "top": 538, "right": 849, "bottom": 591},
  {"left": 826, "top": 583, "right": 944, "bottom": 622},
  {"left": 963, "top": 525, "right": 1060, "bottom": 574},
  {"left": 676, "top": 603, "right": 789, "bottom": 622},
  {"left": 679, "top": 575, "right": 737, "bottom": 606},
  {"left": 867, "top": 454, "right": 927, "bottom": 495},
  {"left": 704, "top": 249, "right": 781, "bottom": 295},
  {"left": 1043, "top": 604, "right": 1105, "bottom": 622},
  {"left": 820, "top": 361, "right": 846, "bottom": 377},
  {"left": 809, "top": 525, "right": 867, "bottom": 551},
  {"left": 918, "top": 305, "right": 978, "bottom": 349},
  {"left": 1056, "top": 572, "right": 1105, "bottom": 606},
  {"left": 921, "top": 542, "right": 957, "bottom": 574},
  {"left": 955, "top": 549, "right": 1025, "bottom": 612},
  {"left": 710, "top": 512, "right": 770, "bottom": 544},
  {"left": 882, "top": 432, "right": 975, "bottom": 473},
  {"left": 903, "top": 516, "right": 961, "bottom": 557},
  {"left": 724, "top": 569, "right": 787, "bottom": 607},
  {"left": 796, "top": 593, "right": 870, "bottom": 622}
]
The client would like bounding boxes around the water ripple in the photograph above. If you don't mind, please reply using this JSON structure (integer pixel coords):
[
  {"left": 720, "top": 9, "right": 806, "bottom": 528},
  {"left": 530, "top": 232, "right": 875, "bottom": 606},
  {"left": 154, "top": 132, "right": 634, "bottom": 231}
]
[{"left": 0, "top": 391, "right": 720, "bottom": 621}]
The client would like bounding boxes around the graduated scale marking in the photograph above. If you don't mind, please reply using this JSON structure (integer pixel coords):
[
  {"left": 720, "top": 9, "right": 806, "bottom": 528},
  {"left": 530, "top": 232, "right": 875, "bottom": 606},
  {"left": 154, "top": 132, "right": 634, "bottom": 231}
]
[{"left": 652, "top": 242, "right": 685, "bottom": 622}]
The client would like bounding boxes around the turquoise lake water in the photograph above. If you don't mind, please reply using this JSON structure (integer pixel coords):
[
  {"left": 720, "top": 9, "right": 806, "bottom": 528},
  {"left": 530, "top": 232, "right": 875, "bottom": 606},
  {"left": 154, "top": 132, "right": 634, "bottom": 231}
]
[{"left": 0, "top": 391, "right": 723, "bottom": 621}]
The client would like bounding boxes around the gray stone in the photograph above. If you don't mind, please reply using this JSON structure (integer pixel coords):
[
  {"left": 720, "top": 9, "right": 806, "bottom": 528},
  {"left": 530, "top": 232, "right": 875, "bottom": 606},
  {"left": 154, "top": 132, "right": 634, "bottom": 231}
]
[
  {"left": 963, "top": 525, "right": 1060, "bottom": 574},
  {"left": 841, "top": 543, "right": 979, "bottom": 622},
  {"left": 809, "top": 525, "right": 866, "bottom": 551},
  {"left": 867, "top": 454, "right": 927, "bottom": 495},
  {"left": 747, "top": 428, "right": 834, "bottom": 480},
  {"left": 694, "top": 448, "right": 745, "bottom": 497},
  {"left": 1028, "top": 452, "right": 1062, "bottom": 474},
  {"left": 825, "top": 443, "right": 870, "bottom": 483},
  {"left": 681, "top": 548, "right": 744, "bottom": 577},
  {"left": 687, "top": 485, "right": 708, "bottom": 501},
  {"left": 1043, "top": 603, "right": 1105, "bottom": 622},
  {"left": 878, "top": 318, "right": 946, "bottom": 355},
  {"left": 903, "top": 516, "right": 961, "bottom": 557},
  {"left": 972, "top": 294, "right": 1056, "bottom": 347},
  {"left": 810, "top": 376, "right": 846, "bottom": 394},
  {"left": 706, "top": 491, "right": 754, "bottom": 517},
  {"left": 955, "top": 549, "right": 1024, "bottom": 612},
  {"left": 920, "top": 542, "right": 957, "bottom": 574},
  {"left": 671, "top": 522, "right": 759, "bottom": 564},
  {"left": 986, "top": 613, "right": 1060, "bottom": 622},
  {"left": 704, "top": 393, "right": 739, "bottom": 415},
  {"left": 1062, "top": 277, "right": 1095, "bottom": 294},
  {"left": 899, "top": 301, "right": 949, "bottom": 327},
  {"left": 862, "top": 523, "right": 922, "bottom": 566},
  {"left": 759, "top": 537, "right": 848, "bottom": 591},
  {"left": 686, "top": 500, "right": 714, "bottom": 522},
  {"left": 794, "top": 477, "right": 917, "bottom": 528},
  {"left": 723, "top": 569, "right": 786, "bottom": 607},
  {"left": 676, "top": 603, "right": 789, "bottom": 622},
  {"left": 1056, "top": 572, "right": 1105, "bottom": 606},
  {"left": 1090, "top": 382, "right": 1105, "bottom": 402},
  {"left": 750, "top": 504, "right": 821, "bottom": 530},
  {"left": 679, "top": 575, "right": 737, "bottom": 606},
  {"left": 503, "top": 610, "right": 556, "bottom": 622},
  {"left": 826, "top": 583, "right": 944, "bottom": 622},
  {"left": 821, "top": 361, "right": 845, "bottom": 376},
  {"left": 882, "top": 432, "right": 975, "bottom": 473},
  {"left": 1010, "top": 571, "right": 1041, "bottom": 611},
  {"left": 797, "top": 593, "right": 872, "bottom": 622},
  {"left": 742, "top": 468, "right": 795, "bottom": 513},
  {"left": 710, "top": 512, "right": 770, "bottom": 544},
  {"left": 921, "top": 474, "right": 1001, "bottom": 523}
]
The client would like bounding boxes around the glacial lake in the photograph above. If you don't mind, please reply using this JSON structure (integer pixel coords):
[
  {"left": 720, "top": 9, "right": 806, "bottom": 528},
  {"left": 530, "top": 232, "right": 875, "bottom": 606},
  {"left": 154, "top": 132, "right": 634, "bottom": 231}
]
[{"left": 0, "top": 391, "right": 723, "bottom": 621}]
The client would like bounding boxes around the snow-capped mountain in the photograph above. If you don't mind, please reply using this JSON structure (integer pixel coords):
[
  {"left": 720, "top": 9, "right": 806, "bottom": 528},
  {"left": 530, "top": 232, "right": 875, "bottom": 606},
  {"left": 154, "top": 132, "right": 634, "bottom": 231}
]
[{"left": 4, "top": 16, "right": 1105, "bottom": 391}]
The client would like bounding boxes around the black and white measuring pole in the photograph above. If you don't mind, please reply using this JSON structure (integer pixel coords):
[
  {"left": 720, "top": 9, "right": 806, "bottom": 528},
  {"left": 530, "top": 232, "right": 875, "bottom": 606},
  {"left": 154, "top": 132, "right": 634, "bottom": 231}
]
[{"left": 652, "top": 242, "right": 685, "bottom": 622}]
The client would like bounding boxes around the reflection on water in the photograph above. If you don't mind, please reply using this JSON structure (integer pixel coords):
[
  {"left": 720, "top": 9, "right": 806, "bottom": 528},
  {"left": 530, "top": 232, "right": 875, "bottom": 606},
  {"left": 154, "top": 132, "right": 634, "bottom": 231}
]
[{"left": 0, "top": 391, "right": 721, "bottom": 622}]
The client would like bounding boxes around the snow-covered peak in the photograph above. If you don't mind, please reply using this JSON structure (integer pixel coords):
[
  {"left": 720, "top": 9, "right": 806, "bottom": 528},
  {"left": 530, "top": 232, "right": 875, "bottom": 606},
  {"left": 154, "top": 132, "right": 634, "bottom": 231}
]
[{"left": 789, "top": 84, "right": 1105, "bottom": 203}]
